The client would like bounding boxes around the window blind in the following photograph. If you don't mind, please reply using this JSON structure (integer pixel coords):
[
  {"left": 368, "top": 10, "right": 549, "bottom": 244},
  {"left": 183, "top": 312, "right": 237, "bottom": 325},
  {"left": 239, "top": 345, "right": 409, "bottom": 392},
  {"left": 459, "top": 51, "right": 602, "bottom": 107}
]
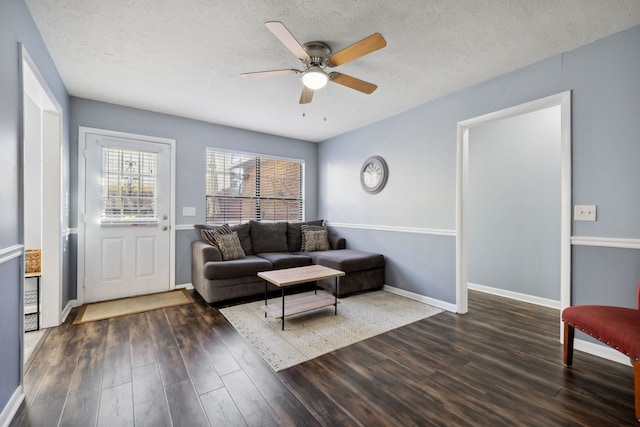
[{"left": 205, "top": 148, "right": 303, "bottom": 224}]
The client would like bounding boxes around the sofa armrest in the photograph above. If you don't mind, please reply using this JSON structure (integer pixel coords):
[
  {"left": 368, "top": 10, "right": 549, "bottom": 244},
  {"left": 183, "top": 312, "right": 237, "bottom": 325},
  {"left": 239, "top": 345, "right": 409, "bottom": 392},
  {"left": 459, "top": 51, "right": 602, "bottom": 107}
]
[
  {"left": 192, "top": 239, "right": 222, "bottom": 262},
  {"left": 329, "top": 236, "right": 346, "bottom": 250}
]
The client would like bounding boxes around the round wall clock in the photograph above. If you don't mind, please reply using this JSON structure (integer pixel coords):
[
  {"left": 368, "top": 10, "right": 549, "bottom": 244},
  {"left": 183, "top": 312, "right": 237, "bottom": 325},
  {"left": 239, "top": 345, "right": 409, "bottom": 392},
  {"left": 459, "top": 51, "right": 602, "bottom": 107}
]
[{"left": 360, "top": 155, "right": 388, "bottom": 194}]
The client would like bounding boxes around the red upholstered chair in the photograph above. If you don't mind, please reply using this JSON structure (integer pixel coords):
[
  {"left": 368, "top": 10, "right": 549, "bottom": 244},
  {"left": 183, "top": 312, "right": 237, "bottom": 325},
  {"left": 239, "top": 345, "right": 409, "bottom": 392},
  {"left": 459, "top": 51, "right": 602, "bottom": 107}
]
[{"left": 562, "top": 280, "right": 640, "bottom": 421}]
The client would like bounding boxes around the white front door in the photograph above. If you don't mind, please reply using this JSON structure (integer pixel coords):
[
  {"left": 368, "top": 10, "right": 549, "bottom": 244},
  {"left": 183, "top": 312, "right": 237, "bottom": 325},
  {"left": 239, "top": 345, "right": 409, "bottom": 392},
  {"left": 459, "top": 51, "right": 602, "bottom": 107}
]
[{"left": 82, "top": 130, "right": 173, "bottom": 302}]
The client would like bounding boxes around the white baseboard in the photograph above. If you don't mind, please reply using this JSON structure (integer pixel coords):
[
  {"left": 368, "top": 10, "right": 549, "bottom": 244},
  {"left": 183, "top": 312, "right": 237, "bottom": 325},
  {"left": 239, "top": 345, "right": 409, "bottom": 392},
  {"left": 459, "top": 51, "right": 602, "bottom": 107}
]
[
  {"left": 176, "top": 283, "right": 194, "bottom": 290},
  {"left": 61, "top": 299, "right": 77, "bottom": 323},
  {"left": 383, "top": 285, "right": 457, "bottom": 312},
  {"left": 0, "top": 386, "right": 24, "bottom": 427},
  {"left": 574, "top": 338, "right": 632, "bottom": 367},
  {"left": 468, "top": 283, "right": 560, "bottom": 309}
]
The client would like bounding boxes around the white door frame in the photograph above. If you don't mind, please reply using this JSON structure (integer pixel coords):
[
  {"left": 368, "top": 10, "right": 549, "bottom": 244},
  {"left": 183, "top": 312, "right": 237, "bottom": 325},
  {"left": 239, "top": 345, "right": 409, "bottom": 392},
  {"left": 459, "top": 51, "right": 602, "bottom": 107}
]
[
  {"left": 456, "top": 91, "right": 572, "bottom": 322},
  {"left": 77, "top": 127, "right": 176, "bottom": 304},
  {"left": 21, "top": 45, "right": 65, "bottom": 329}
]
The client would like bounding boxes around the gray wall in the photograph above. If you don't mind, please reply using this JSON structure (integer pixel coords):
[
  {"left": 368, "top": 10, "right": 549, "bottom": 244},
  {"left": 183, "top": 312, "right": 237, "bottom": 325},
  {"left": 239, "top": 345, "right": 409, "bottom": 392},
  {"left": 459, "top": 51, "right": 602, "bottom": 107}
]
[
  {"left": 69, "top": 98, "right": 319, "bottom": 288},
  {"left": 0, "top": 0, "right": 69, "bottom": 417},
  {"left": 468, "top": 106, "right": 561, "bottom": 300},
  {"left": 319, "top": 25, "right": 640, "bottom": 308}
]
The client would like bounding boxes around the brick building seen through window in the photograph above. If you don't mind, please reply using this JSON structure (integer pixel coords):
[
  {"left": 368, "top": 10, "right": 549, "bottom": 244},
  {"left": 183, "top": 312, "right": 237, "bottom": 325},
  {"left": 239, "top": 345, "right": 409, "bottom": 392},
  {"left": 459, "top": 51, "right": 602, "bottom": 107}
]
[{"left": 206, "top": 149, "right": 303, "bottom": 224}]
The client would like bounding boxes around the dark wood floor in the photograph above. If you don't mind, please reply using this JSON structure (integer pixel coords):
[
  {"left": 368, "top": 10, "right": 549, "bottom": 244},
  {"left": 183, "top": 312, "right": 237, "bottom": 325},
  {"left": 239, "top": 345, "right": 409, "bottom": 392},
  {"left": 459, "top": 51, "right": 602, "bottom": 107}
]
[{"left": 11, "top": 290, "right": 636, "bottom": 426}]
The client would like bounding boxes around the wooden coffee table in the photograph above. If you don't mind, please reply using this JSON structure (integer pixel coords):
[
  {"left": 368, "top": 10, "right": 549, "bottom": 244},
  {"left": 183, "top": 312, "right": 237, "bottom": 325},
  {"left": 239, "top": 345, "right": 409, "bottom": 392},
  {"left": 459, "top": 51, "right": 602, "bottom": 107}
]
[{"left": 258, "top": 264, "right": 345, "bottom": 330}]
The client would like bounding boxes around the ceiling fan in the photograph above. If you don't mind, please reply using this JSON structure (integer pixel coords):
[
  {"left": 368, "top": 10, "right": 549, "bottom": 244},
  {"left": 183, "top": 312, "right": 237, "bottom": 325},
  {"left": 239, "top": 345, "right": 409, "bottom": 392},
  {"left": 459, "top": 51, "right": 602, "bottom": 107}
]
[{"left": 241, "top": 21, "right": 387, "bottom": 104}]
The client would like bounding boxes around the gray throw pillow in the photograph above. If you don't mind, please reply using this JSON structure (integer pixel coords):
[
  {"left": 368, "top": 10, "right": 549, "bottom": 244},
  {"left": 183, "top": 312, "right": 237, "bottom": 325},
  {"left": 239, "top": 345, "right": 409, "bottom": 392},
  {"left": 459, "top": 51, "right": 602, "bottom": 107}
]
[
  {"left": 287, "top": 219, "right": 324, "bottom": 252},
  {"left": 301, "top": 225, "right": 330, "bottom": 252},
  {"left": 213, "top": 232, "right": 245, "bottom": 260}
]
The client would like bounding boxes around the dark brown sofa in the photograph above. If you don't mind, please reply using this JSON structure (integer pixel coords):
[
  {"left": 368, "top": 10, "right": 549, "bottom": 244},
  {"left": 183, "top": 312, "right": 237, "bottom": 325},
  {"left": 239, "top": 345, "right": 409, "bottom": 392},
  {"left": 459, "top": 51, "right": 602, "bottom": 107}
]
[{"left": 191, "top": 220, "right": 385, "bottom": 304}]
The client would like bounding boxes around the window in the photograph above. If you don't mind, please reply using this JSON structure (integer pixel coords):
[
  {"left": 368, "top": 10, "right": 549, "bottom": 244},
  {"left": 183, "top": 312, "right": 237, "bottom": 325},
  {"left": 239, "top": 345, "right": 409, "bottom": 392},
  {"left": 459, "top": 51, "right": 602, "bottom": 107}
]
[
  {"left": 101, "top": 146, "right": 158, "bottom": 223},
  {"left": 206, "top": 148, "right": 304, "bottom": 224}
]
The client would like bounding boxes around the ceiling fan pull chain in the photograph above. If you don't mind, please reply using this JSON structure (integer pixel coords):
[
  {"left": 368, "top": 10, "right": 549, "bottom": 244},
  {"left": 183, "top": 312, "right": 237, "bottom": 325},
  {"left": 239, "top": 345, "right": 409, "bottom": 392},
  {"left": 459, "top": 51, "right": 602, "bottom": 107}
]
[{"left": 323, "top": 86, "right": 328, "bottom": 122}]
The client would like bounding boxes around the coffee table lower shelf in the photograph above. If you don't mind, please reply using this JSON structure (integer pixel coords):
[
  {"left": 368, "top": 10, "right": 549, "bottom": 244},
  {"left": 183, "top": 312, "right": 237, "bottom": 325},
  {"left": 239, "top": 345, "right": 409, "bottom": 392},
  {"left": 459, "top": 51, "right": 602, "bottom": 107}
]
[
  {"left": 258, "top": 265, "right": 344, "bottom": 330},
  {"left": 261, "top": 293, "right": 338, "bottom": 319}
]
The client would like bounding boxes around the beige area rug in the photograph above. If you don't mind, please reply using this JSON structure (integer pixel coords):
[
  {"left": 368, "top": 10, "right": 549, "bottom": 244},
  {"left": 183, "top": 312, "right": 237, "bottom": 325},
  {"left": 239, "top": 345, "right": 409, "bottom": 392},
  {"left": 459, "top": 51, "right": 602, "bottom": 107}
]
[
  {"left": 220, "top": 290, "right": 443, "bottom": 372},
  {"left": 74, "top": 289, "right": 194, "bottom": 324}
]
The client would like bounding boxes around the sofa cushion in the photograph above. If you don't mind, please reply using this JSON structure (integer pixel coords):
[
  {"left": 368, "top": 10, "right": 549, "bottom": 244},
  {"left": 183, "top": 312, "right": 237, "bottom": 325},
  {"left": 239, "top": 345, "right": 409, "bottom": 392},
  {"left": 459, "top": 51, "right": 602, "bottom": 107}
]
[
  {"left": 287, "top": 220, "right": 324, "bottom": 252},
  {"left": 213, "top": 232, "right": 245, "bottom": 260},
  {"left": 203, "top": 255, "right": 272, "bottom": 280},
  {"left": 256, "top": 252, "right": 312, "bottom": 269},
  {"left": 309, "top": 249, "right": 385, "bottom": 273},
  {"left": 301, "top": 227, "right": 330, "bottom": 252},
  {"left": 230, "top": 222, "right": 252, "bottom": 255},
  {"left": 250, "top": 221, "right": 288, "bottom": 253}
]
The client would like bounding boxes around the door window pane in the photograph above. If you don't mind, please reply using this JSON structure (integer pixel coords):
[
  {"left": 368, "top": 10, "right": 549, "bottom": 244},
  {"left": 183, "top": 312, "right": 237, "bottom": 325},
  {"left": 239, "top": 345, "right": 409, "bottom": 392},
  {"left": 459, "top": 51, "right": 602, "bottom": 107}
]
[{"left": 101, "top": 147, "right": 158, "bottom": 223}]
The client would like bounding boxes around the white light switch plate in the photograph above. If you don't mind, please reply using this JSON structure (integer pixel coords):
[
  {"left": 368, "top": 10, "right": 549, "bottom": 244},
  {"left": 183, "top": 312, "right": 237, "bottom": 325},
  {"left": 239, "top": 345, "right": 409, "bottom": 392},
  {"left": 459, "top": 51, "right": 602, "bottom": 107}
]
[
  {"left": 574, "top": 205, "right": 596, "bottom": 221},
  {"left": 182, "top": 207, "right": 196, "bottom": 217}
]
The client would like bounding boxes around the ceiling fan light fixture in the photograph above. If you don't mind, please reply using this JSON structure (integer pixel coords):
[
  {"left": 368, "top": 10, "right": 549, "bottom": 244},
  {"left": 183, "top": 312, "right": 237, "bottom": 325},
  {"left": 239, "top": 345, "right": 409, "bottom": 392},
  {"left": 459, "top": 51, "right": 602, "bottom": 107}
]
[{"left": 301, "top": 67, "right": 329, "bottom": 90}]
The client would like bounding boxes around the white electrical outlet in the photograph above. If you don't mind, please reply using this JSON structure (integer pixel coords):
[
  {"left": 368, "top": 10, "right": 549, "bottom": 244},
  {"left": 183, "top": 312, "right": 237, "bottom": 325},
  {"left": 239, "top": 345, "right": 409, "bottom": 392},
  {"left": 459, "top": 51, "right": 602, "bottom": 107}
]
[
  {"left": 182, "top": 207, "right": 196, "bottom": 217},
  {"left": 574, "top": 205, "right": 596, "bottom": 221}
]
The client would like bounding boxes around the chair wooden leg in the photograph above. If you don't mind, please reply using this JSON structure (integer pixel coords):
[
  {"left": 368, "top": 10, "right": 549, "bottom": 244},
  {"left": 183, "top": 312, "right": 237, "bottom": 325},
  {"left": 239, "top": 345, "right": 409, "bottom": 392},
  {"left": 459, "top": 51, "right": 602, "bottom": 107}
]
[
  {"left": 563, "top": 322, "right": 574, "bottom": 367},
  {"left": 633, "top": 360, "right": 640, "bottom": 422}
]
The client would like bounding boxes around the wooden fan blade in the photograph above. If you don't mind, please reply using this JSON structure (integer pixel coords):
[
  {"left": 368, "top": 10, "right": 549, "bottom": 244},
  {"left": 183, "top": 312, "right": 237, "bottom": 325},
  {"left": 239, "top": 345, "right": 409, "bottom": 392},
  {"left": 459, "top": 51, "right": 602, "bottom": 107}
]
[
  {"left": 265, "top": 21, "right": 310, "bottom": 61},
  {"left": 299, "top": 86, "right": 314, "bottom": 104},
  {"left": 329, "top": 72, "right": 377, "bottom": 94},
  {"left": 241, "top": 69, "right": 299, "bottom": 78},
  {"left": 328, "top": 33, "right": 386, "bottom": 66}
]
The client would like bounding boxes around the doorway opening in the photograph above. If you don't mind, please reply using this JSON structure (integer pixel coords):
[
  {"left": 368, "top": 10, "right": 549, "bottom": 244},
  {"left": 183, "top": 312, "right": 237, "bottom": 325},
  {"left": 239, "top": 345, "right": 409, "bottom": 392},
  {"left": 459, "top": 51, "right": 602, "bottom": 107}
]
[
  {"left": 456, "top": 92, "right": 572, "bottom": 336},
  {"left": 21, "top": 46, "right": 65, "bottom": 364}
]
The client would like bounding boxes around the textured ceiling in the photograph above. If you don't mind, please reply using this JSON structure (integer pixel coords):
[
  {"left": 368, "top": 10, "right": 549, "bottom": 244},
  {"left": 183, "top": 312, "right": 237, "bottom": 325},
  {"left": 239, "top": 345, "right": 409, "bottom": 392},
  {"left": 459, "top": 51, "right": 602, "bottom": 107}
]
[{"left": 25, "top": 0, "right": 640, "bottom": 142}]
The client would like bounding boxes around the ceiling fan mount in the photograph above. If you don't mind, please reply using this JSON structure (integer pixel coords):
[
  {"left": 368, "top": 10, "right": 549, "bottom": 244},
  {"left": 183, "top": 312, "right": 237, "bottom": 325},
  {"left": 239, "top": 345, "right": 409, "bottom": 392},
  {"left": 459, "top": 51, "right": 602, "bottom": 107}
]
[
  {"left": 242, "top": 21, "right": 386, "bottom": 104},
  {"left": 302, "top": 41, "right": 331, "bottom": 67}
]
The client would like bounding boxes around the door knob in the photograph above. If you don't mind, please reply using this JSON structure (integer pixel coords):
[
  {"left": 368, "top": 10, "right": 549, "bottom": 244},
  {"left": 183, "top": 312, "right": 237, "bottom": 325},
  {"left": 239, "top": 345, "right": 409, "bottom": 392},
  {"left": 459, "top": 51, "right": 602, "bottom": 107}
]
[{"left": 162, "top": 226, "right": 168, "bottom": 231}]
